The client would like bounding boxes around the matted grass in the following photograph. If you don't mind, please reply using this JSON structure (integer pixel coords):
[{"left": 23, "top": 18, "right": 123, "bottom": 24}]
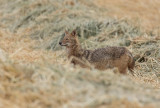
[{"left": 0, "top": 0, "right": 160, "bottom": 108}]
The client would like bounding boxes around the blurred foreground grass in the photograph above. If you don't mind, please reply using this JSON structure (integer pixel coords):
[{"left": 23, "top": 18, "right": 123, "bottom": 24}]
[{"left": 0, "top": 0, "right": 160, "bottom": 108}]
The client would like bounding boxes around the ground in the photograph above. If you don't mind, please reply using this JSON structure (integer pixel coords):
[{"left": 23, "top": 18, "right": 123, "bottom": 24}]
[{"left": 0, "top": 0, "right": 160, "bottom": 108}]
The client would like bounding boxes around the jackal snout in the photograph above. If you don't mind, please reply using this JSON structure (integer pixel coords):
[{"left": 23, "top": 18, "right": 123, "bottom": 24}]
[
  {"left": 59, "top": 30, "right": 78, "bottom": 47},
  {"left": 59, "top": 42, "right": 62, "bottom": 45}
]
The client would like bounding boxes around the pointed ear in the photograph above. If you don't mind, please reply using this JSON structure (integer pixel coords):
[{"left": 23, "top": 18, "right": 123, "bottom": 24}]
[
  {"left": 65, "top": 30, "right": 69, "bottom": 35},
  {"left": 71, "top": 29, "right": 76, "bottom": 36}
]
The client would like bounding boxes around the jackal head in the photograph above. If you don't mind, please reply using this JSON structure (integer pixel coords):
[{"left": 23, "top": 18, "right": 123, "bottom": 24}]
[{"left": 59, "top": 30, "right": 79, "bottom": 48}]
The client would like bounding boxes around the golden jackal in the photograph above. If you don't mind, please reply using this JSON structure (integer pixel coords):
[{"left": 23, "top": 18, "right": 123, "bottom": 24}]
[{"left": 59, "top": 30, "right": 135, "bottom": 74}]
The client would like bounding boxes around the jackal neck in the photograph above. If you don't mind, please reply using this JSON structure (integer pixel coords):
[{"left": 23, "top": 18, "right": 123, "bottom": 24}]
[{"left": 67, "top": 44, "right": 84, "bottom": 58}]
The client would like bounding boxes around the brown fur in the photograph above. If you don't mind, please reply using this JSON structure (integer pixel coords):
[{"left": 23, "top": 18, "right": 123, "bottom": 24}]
[{"left": 59, "top": 30, "right": 135, "bottom": 75}]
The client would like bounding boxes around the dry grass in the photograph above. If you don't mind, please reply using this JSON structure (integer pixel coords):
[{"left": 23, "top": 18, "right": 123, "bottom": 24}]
[
  {"left": 95, "top": 0, "right": 160, "bottom": 31},
  {"left": 0, "top": 0, "right": 160, "bottom": 108}
]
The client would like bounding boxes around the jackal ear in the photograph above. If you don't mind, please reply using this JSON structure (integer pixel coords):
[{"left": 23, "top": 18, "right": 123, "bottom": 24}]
[
  {"left": 65, "top": 30, "right": 69, "bottom": 35},
  {"left": 71, "top": 29, "right": 76, "bottom": 37}
]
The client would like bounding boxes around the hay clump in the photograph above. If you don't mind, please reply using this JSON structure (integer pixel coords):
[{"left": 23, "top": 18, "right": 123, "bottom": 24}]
[{"left": 0, "top": 0, "right": 160, "bottom": 108}]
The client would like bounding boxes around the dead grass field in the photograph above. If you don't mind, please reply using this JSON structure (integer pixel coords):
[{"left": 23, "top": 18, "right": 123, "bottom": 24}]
[
  {"left": 0, "top": 0, "right": 160, "bottom": 108},
  {"left": 95, "top": 0, "right": 160, "bottom": 31}
]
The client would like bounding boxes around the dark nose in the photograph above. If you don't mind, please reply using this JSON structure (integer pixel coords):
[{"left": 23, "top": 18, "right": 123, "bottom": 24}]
[{"left": 59, "top": 42, "right": 62, "bottom": 45}]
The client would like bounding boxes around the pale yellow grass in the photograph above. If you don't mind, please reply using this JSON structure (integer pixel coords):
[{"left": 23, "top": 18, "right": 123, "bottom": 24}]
[
  {"left": 95, "top": 0, "right": 160, "bottom": 31},
  {"left": 0, "top": 29, "right": 159, "bottom": 108},
  {"left": 0, "top": 0, "right": 160, "bottom": 108},
  {"left": 0, "top": 30, "right": 63, "bottom": 64}
]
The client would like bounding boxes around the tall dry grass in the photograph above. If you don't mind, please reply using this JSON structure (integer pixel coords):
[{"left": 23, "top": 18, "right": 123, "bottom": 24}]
[
  {"left": 95, "top": 0, "right": 160, "bottom": 31},
  {"left": 0, "top": 0, "right": 159, "bottom": 108}
]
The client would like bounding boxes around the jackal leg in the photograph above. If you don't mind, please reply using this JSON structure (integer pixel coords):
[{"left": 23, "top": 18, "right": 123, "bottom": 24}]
[{"left": 118, "top": 67, "right": 127, "bottom": 74}]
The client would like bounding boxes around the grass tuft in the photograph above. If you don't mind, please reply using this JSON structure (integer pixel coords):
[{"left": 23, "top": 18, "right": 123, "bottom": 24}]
[{"left": 0, "top": 0, "right": 160, "bottom": 108}]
